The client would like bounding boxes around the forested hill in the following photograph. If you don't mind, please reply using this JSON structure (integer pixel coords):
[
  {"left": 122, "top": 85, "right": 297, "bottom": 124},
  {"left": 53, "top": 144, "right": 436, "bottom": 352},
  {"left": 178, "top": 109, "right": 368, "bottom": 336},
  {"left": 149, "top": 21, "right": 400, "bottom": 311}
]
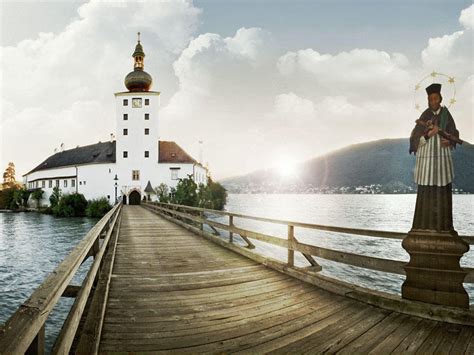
[{"left": 221, "top": 138, "right": 474, "bottom": 194}]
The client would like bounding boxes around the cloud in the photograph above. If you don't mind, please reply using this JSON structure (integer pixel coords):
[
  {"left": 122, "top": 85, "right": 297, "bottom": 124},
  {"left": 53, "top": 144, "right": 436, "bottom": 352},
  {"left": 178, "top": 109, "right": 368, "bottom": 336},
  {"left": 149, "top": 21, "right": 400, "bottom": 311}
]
[
  {"left": 459, "top": 4, "right": 473, "bottom": 30},
  {"left": 1, "top": 0, "right": 201, "bottom": 176},
  {"left": 1, "top": 2, "right": 472, "bottom": 180}
]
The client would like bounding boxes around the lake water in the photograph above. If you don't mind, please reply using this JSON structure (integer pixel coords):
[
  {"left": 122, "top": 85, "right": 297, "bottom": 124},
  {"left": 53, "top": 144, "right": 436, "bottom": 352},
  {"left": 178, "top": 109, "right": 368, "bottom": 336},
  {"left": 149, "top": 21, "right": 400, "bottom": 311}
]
[{"left": 0, "top": 194, "right": 473, "bottom": 351}]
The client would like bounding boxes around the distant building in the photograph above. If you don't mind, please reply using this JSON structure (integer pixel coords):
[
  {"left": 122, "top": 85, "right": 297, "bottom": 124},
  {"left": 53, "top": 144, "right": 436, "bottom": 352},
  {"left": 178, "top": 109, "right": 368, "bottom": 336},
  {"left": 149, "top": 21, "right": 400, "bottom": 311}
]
[{"left": 23, "top": 35, "right": 207, "bottom": 205}]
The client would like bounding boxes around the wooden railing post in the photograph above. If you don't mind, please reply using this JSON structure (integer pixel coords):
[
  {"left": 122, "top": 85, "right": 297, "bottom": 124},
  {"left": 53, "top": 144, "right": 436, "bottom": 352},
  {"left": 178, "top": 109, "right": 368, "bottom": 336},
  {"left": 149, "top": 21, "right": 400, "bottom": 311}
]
[
  {"left": 25, "top": 325, "right": 45, "bottom": 355},
  {"left": 229, "top": 215, "right": 234, "bottom": 243},
  {"left": 199, "top": 211, "right": 204, "bottom": 232},
  {"left": 288, "top": 225, "right": 295, "bottom": 267}
]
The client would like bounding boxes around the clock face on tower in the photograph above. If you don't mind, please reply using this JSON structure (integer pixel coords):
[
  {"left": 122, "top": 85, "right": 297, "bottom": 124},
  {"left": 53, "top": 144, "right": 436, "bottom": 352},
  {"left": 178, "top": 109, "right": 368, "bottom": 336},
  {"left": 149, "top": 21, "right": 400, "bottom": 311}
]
[{"left": 132, "top": 98, "right": 142, "bottom": 108}]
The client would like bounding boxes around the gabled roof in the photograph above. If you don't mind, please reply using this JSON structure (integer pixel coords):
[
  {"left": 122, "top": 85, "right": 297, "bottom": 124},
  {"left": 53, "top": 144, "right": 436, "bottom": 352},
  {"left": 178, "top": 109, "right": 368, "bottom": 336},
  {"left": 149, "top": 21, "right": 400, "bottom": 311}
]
[
  {"left": 25, "top": 141, "right": 116, "bottom": 175},
  {"left": 24, "top": 140, "right": 205, "bottom": 176},
  {"left": 158, "top": 141, "right": 198, "bottom": 164}
]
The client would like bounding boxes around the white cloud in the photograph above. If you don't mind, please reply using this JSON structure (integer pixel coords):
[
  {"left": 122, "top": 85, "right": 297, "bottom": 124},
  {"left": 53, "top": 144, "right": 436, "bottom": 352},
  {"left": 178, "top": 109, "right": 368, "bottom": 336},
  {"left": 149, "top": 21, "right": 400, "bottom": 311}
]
[
  {"left": 1, "top": 2, "right": 472, "bottom": 180},
  {"left": 459, "top": 4, "right": 473, "bottom": 30},
  {"left": 1, "top": 0, "right": 201, "bottom": 176}
]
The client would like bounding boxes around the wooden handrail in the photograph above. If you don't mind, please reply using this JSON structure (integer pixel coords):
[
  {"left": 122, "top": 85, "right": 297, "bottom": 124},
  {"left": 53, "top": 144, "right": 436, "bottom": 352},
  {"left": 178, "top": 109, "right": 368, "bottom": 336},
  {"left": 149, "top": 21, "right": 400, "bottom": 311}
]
[
  {"left": 144, "top": 202, "right": 474, "bottom": 285},
  {"left": 0, "top": 202, "right": 122, "bottom": 354},
  {"left": 150, "top": 201, "right": 474, "bottom": 244}
]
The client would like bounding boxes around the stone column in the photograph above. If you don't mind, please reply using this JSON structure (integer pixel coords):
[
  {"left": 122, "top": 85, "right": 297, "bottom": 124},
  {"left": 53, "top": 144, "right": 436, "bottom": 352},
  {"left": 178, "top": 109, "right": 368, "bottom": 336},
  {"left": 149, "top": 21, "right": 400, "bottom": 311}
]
[{"left": 402, "top": 183, "right": 470, "bottom": 308}]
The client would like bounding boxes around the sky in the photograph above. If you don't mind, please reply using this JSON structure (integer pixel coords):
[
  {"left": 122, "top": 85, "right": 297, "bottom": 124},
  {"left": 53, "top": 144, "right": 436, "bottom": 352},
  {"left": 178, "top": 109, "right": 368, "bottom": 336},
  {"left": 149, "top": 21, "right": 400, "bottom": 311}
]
[{"left": 0, "top": 0, "right": 473, "bottom": 180}]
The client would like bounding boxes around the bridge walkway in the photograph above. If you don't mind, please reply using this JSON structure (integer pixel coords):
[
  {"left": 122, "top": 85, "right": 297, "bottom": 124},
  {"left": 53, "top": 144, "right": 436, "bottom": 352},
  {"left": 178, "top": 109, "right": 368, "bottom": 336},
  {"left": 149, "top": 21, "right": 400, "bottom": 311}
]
[{"left": 98, "top": 205, "right": 474, "bottom": 353}]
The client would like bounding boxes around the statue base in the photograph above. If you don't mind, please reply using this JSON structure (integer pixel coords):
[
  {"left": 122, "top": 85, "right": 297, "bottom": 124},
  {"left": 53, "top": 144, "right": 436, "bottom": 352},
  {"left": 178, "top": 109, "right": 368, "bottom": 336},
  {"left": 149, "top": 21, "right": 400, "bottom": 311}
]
[{"left": 402, "top": 228, "right": 469, "bottom": 308}]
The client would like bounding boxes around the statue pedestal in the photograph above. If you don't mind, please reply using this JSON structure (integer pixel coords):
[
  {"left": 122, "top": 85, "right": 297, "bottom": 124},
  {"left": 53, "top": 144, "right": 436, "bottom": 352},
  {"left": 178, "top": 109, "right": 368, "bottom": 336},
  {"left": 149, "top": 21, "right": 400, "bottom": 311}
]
[{"left": 402, "top": 228, "right": 469, "bottom": 308}]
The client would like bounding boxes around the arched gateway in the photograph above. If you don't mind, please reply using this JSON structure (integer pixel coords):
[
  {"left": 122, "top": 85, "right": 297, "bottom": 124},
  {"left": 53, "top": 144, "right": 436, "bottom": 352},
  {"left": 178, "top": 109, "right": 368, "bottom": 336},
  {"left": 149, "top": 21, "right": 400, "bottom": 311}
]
[{"left": 129, "top": 190, "right": 141, "bottom": 205}]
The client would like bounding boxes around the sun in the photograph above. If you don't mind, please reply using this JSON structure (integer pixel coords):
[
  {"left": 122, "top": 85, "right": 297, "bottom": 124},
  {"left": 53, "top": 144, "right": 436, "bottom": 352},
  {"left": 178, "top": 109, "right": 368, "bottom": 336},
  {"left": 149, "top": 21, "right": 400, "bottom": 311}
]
[{"left": 274, "top": 154, "right": 299, "bottom": 178}]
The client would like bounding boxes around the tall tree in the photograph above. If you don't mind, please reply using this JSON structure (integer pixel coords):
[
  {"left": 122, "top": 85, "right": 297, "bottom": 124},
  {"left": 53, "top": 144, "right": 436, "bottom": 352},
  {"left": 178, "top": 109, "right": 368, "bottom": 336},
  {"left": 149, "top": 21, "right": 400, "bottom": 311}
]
[{"left": 2, "top": 162, "right": 17, "bottom": 189}]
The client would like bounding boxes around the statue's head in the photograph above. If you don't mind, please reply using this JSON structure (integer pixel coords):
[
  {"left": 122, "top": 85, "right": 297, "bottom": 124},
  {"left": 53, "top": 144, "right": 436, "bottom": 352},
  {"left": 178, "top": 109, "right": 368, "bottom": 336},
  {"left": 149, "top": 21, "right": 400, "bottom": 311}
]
[{"left": 426, "top": 83, "right": 442, "bottom": 111}]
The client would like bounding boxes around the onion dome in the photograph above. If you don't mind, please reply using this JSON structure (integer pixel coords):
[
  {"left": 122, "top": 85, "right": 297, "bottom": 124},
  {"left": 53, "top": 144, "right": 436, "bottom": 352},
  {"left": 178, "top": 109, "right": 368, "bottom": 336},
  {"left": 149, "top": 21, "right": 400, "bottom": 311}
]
[{"left": 124, "top": 32, "right": 153, "bottom": 92}]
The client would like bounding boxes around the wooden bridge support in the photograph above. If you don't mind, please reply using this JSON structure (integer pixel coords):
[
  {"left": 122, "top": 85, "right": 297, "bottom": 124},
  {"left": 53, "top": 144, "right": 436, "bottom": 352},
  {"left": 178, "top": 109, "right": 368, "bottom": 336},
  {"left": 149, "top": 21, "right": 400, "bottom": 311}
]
[{"left": 402, "top": 229, "right": 470, "bottom": 308}]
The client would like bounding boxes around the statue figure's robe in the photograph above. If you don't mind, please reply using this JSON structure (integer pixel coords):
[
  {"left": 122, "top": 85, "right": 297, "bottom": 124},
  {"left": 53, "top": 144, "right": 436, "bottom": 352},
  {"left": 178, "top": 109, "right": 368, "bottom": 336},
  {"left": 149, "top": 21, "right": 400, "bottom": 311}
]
[{"left": 408, "top": 106, "right": 460, "bottom": 231}]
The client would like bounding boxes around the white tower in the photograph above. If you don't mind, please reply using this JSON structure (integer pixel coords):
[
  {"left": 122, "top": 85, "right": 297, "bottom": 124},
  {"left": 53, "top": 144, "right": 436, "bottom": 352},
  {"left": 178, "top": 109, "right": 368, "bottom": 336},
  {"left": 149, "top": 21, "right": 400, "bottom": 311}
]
[{"left": 115, "top": 33, "right": 160, "bottom": 204}]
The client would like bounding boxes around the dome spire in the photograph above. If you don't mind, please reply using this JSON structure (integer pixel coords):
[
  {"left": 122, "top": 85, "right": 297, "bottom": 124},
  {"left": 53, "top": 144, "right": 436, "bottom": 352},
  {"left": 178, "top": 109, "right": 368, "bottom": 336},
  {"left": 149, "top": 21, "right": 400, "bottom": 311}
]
[
  {"left": 133, "top": 32, "right": 145, "bottom": 70},
  {"left": 124, "top": 32, "right": 153, "bottom": 92}
]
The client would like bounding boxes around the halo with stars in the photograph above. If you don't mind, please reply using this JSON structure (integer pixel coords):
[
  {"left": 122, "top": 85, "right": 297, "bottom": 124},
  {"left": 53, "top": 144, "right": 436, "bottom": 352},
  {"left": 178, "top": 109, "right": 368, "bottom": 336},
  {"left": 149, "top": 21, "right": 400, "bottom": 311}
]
[{"left": 413, "top": 71, "right": 457, "bottom": 112}]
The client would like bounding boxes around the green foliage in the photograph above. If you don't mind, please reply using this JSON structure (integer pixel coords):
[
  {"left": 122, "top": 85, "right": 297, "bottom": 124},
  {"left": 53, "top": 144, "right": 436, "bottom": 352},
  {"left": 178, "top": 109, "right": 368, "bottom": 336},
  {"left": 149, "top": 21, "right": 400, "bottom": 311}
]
[
  {"left": 49, "top": 187, "right": 61, "bottom": 208},
  {"left": 19, "top": 188, "right": 31, "bottom": 208},
  {"left": 86, "top": 197, "right": 112, "bottom": 218},
  {"left": 0, "top": 188, "right": 16, "bottom": 209},
  {"left": 31, "top": 189, "right": 44, "bottom": 208},
  {"left": 155, "top": 183, "right": 169, "bottom": 203},
  {"left": 0, "top": 187, "right": 30, "bottom": 210},
  {"left": 171, "top": 174, "right": 198, "bottom": 206},
  {"left": 204, "top": 177, "right": 227, "bottom": 210},
  {"left": 53, "top": 193, "right": 88, "bottom": 217},
  {"left": 158, "top": 175, "right": 227, "bottom": 211}
]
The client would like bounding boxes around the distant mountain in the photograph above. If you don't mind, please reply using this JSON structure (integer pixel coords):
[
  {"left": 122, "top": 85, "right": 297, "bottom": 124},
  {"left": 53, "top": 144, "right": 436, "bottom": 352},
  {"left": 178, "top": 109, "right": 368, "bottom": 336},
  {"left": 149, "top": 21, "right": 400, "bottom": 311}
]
[{"left": 221, "top": 138, "right": 474, "bottom": 194}]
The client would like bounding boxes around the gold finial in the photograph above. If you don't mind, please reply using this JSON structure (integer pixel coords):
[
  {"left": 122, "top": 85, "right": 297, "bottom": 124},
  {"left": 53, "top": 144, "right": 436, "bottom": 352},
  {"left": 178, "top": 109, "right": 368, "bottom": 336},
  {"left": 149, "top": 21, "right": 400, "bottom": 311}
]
[{"left": 137, "top": 32, "right": 141, "bottom": 43}]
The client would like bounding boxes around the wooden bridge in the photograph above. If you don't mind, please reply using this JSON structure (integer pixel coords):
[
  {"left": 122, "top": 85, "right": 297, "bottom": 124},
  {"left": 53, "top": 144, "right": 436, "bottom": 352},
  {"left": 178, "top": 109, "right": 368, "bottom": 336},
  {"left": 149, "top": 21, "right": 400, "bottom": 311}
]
[{"left": 1, "top": 202, "right": 474, "bottom": 354}]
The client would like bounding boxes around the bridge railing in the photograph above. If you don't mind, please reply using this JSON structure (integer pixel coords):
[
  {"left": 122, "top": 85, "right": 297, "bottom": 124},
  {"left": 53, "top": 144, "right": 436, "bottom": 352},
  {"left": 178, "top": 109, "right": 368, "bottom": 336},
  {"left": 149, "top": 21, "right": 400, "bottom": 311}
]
[
  {"left": 0, "top": 202, "right": 122, "bottom": 355},
  {"left": 143, "top": 201, "right": 474, "bottom": 288}
]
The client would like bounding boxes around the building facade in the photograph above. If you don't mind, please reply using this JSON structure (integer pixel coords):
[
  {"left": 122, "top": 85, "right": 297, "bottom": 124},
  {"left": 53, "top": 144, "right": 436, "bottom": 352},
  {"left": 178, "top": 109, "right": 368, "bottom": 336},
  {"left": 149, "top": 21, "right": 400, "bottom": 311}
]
[{"left": 23, "top": 35, "right": 207, "bottom": 206}]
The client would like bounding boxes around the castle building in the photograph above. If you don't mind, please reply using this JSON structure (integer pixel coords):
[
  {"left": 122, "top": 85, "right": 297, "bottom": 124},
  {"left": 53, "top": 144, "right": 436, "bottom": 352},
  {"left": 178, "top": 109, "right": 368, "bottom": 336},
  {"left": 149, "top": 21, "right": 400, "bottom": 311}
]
[{"left": 23, "top": 34, "right": 207, "bottom": 205}]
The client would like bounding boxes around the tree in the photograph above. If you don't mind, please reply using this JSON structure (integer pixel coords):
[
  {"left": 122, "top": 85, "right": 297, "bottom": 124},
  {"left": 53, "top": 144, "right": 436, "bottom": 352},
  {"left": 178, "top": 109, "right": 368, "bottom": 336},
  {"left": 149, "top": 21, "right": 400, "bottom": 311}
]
[
  {"left": 50, "top": 186, "right": 61, "bottom": 207},
  {"left": 172, "top": 174, "right": 198, "bottom": 207},
  {"left": 203, "top": 177, "right": 227, "bottom": 210},
  {"left": 2, "top": 162, "right": 18, "bottom": 189},
  {"left": 154, "top": 183, "right": 169, "bottom": 203},
  {"left": 31, "top": 189, "right": 44, "bottom": 209}
]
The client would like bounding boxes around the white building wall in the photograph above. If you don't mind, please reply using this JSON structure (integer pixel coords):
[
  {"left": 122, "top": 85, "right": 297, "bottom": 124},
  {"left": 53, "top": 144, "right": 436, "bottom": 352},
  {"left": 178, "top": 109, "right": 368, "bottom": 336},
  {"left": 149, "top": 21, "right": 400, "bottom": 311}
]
[{"left": 24, "top": 163, "right": 117, "bottom": 207}]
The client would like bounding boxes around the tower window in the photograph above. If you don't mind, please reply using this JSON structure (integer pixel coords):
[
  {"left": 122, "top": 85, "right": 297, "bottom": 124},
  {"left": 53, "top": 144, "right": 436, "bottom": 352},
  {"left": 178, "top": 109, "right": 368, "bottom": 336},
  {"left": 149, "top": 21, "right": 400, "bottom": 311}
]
[
  {"left": 144, "top": 128, "right": 149, "bottom": 135},
  {"left": 123, "top": 114, "right": 128, "bottom": 120},
  {"left": 123, "top": 99, "right": 128, "bottom": 106},
  {"left": 145, "top": 99, "right": 149, "bottom": 106},
  {"left": 132, "top": 170, "right": 140, "bottom": 181},
  {"left": 145, "top": 113, "right": 149, "bottom": 120},
  {"left": 144, "top": 151, "right": 149, "bottom": 158},
  {"left": 123, "top": 128, "right": 128, "bottom": 135},
  {"left": 123, "top": 151, "right": 128, "bottom": 158}
]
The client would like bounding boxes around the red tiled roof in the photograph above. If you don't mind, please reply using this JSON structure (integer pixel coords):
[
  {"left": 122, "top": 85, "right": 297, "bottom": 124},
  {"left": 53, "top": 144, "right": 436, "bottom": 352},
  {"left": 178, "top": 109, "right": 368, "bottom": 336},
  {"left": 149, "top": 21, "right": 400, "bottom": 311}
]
[{"left": 159, "top": 141, "right": 198, "bottom": 164}]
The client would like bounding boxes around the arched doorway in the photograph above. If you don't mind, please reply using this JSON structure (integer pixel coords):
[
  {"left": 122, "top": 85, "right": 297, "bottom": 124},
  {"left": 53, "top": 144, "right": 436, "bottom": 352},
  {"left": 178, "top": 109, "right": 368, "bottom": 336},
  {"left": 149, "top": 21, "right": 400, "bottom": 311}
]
[{"left": 129, "top": 190, "right": 141, "bottom": 205}]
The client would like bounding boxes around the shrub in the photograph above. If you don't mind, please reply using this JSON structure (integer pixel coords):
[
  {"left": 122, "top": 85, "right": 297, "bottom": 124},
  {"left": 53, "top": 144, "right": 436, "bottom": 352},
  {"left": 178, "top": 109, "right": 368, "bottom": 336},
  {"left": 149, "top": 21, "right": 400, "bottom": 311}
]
[
  {"left": 49, "top": 187, "right": 61, "bottom": 208},
  {"left": 171, "top": 175, "right": 198, "bottom": 207},
  {"left": 31, "top": 189, "right": 44, "bottom": 208},
  {"left": 86, "top": 197, "right": 112, "bottom": 218},
  {"left": 53, "top": 193, "right": 88, "bottom": 217},
  {"left": 0, "top": 187, "right": 16, "bottom": 209}
]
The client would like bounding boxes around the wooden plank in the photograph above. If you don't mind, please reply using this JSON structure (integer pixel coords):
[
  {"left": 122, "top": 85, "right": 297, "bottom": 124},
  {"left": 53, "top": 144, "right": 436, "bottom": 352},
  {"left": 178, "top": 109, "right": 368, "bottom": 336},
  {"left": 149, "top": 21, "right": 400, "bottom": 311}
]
[
  {"left": 367, "top": 315, "right": 422, "bottom": 353},
  {"left": 99, "top": 298, "right": 353, "bottom": 351},
  {"left": 387, "top": 318, "right": 438, "bottom": 354},
  {"left": 450, "top": 327, "right": 474, "bottom": 354},
  {"left": 337, "top": 312, "right": 409, "bottom": 354}
]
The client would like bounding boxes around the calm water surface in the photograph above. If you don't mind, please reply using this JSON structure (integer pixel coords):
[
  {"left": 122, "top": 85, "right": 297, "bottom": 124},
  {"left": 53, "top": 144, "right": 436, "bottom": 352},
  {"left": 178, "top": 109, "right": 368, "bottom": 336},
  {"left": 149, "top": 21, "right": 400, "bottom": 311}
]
[{"left": 0, "top": 194, "right": 473, "bottom": 351}]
